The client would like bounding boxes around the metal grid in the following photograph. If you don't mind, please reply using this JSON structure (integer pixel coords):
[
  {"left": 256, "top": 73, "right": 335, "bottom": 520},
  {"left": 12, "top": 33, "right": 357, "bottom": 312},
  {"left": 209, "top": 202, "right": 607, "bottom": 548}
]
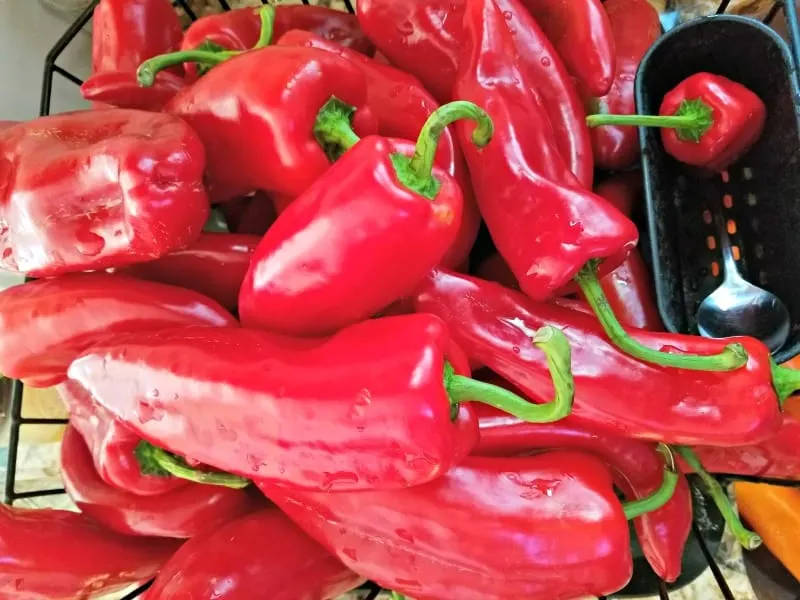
[{"left": 3, "top": 0, "right": 798, "bottom": 598}]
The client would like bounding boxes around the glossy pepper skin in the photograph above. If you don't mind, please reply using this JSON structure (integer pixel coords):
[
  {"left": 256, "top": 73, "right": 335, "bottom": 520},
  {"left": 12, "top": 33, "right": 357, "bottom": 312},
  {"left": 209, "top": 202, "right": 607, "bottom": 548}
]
[
  {"left": 263, "top": 452, "right": 633, "bottom": 600},
  {"left": 0, "top": 110, "right": 209, "bottom": 277},
  {"left": 143, "top": 509, "right": 364, "bottom": 599},
  {"left": 163, "top": 46, "right": 377, "bottom": 203},
  {"left": 0, "top": 504, "right": 180, "bottom": 600},
  {"left": 276, "top": 30, "right": 479, "bottom": 269},
  {"left": 239, "top": 137, "right": 462, "bottom": 337},
  {"left": 585, "top": 0, "right": 661, "bottom": 169},
  {"left": 61, "top": 424, "right": 260, "bottom": 539},
  {"left": 413, "top": 269, "right": 783, "bottom": 446},
  {"left": 81, "top": 0, "right": 185, "bottom": 110},
  {"left": 122, "top": 233, "right": 260, "bottom": 311},
  {"left": 475, "top": 405, "right": 691, "bottom": 582},
  {"left": 519, "top": 0, "right": 615, "bottom": 97},
  {"left": 0, "top": 272, "right": 235, "bottom": 387},
  {"left": 68, "top": 315, "right": 480, "bottom": 492},
  {"left": 454, "top": 0, "right": 638, "bottom": 300}
]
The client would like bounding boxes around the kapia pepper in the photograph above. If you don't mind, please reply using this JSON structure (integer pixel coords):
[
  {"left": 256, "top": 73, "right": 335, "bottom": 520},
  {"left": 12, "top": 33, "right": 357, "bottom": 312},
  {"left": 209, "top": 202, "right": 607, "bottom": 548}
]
[
  {"left": 143, "top": 509, "right": 364, "bottom": 599},
  {"left": 68, "top": 313, "right": 575, "bottom": 492},
  {"left": 61, "top": 424, "right": 261, "bottom": 538},
  {"left": 0, "top": 272, "right": 235, "bottom": 387},
  {"left": 122, "top": 233, "right": 261, "bottom": 311},
  {"left": 276, "top": 30, "right": 479, "bottom": 269},
  {"left": 263, "top": 451, "right": 678, "bottom": 600},
  {"left": 0, "top": 110, "right": 209, "bottom": 277},
  {"left": 81, "top": 0, "right": 185, "bottom": 110},
  {"left": 412, "top": 269, "right": 800, "bottom": 446},
  {"left": 583, "top": 0, "right": 661, "bottom": 170},
  {"left": 0, "top": 504, "right": 180, "bottom": 600},
  {"left": 587, "top": 72, "right": 767, "bottom": 172},
  {"left": 239, "top": 102, "right": 489, "bottom": 336}
]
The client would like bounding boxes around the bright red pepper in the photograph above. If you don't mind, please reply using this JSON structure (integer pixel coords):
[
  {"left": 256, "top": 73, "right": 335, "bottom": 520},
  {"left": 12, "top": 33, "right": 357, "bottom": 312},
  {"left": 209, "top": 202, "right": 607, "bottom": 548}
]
[
  {"left": 262, "top": 452, "right": 640, "bottom": 600},
  {"left": 518, "top": 0, "right": 615, "bottom": 97},
  {"left": 143, "top": 509, "right": 364, "bottom": 599},
  {"left": 122, "top": 233, "right": 260, "bottom": 311},
  {"left": 412, "top": 269, "right": 797, "bottom": 446},
  {"left": 68, "top": 313, "right": 575, "bottom": 492},
  {"left": 276, "top": 30, "right": 479, "bottom": 269},
  {"left": 584, "top": 0, "right": 661, "bottom": 169},
  {"left": 0, "top": 272, "right": 235, "bottom": 388},
  {"left": 0, "top": 110, "right": 209, "bottom": 277},
  {"left": 81, "top": 0, "right": 185, "bottom": 111},
  {"left": 61, "top": 424, "right": 261, "bottom": 538},
  {"left": 0, "top": 504, "right": 180, "bottom": 600}
]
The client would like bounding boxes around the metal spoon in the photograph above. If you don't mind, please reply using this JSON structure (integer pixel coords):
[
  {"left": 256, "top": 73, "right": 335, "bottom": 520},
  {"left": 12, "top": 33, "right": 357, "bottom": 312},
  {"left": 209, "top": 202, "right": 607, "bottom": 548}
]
[{"left": 696, "top": 214, "right": 790, "bottom": 354}]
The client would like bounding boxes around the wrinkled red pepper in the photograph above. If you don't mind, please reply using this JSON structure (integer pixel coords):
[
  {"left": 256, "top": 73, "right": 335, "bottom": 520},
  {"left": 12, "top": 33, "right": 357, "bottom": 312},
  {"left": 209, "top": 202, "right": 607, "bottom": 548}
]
[
  {"left": 0, "top": 110, "right": 209, "bottom": 277},
  {"left": 263, "top": 451, "right": 677, "bottom": 600},
  {"left": 584, "top": 0, "right": 661, "bottom": 169},
  {"left": 143, "top": 509, "right": 364, "bottom": 599},
  {"left": 238, "top": 102, "right": 488, "bottom": 336},
  {"left": 0, "top": 504, "right": 180, "bottom": 600},
  {"left": 122, "top": 233, "right": 260, "bottom": 311},
  {"left": 0, "top": 273, "right": 235, "bottom": 388},
  {"left": 68, "top": 313, "right": 575, "bottom": 492},
  {"left": 412, "top": 269, "right": 798, "bottom": 446},
  {"left": 81, "top": 0, "right": 185, "bottom": 110},
  {"left": 61, "top": 424, "right": 260, "bottom": 538}
]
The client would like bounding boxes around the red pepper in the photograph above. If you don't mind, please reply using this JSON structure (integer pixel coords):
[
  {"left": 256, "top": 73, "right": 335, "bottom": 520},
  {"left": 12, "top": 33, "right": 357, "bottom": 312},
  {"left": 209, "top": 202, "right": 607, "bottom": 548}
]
[
  {"left": 0, "top": 272, "right": 235, "bottom": 388},
  {"left": 263, "top": 451, "right": 676, "bottom": 600},
  {"left": 81, "top": 0, "right": 185, "bottom": 110},
  {"left": 68, "top": 313, "right": 575, "bottom": 492},
  {"left": 475, "top": 402, "right": 691, "bottom": 582},
  {"left": 239, "top": 102, "right": 488, "bottom": 337},
  {"left": 218, "top": 192, "right": 278, "bottom": 236},
  {"left": 0, "top": 504, "right": 180, "bottom": 600},
  {"left": 276, "top": 30, "right": 479, "bottom": 269},
  {"left": 587, "top": 72, "right": 767, "bottom": 172},
  {"left": 143, "top": 509, "right": 364, "bottom": 599},
  {"left": 584, "top": 0, "right": 661, "bottom": 170},
  {"left": 518, "top": 0, "right": 616, "bottom": 97},
  {"left": 412, "top": 269, "right": 798, "bottom": 446},
  {"left": 0, "top": 110, "right": 209, "bottom": 277},
  {"left": 61, "top": 424, "right": 261, "bottom": 538},
  {"left": 121, "top": 233, "right": 260, "bottom": 311}
]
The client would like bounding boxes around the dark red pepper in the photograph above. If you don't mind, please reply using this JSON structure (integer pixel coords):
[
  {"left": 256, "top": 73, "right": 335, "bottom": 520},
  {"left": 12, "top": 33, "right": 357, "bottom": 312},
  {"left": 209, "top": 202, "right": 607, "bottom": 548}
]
[
  {"left": 0, "top": 272, "right": 236, "bottom": 387},
  {"left": 0, "top": 110, "right": 209, "bottom": 277},
  {"left": 61, "top": 424, "right": 261, "bottom": 538},
  {"left": 68, "top": 313, "right": 575, "bottom": 492},
  {"left": 122, "top": 232, "right": 260, "bottom": 311},
  {"left": 143, "top": 509, "right": 364, "bottom": 599},
  {"left": 0, "top": 504, "right": 180, "bottom": 599},
  {"left": 218, "top": 192, "right": 278, "bottom": 236}
]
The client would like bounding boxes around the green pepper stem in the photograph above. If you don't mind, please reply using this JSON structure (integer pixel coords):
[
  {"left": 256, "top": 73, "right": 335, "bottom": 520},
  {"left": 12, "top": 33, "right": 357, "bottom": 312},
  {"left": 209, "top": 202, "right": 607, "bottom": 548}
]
[
  {"left": 313, "top": 97, "right": 362, "bottom": 162},
  {"left": 574, "top": 261, "right": 748, "bottom": 371},
  {"left": 623, "top": 469, "right": 679, "bottom": 520},
  {"left": 586, "top": 98, "right": 715, "bottom": 143},
  {"left": 137, "top": 441, "right": 250, "bottom": 489},
  {"left": 676, "top": 446, "right": 762, "bottom": 550},
  {"left": 445, "top": 326, "right": 574, "bottom": 423},
  {"left": 771, "top": 359, "right": 800, "bottom": 404},
  {"left": 390, "top": 593, "right": 407, "bottom": 600}
]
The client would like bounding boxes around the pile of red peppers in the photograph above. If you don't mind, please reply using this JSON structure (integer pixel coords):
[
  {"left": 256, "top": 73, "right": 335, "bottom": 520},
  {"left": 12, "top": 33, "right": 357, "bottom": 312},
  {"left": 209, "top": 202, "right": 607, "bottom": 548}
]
[{"left": 0, "top": 0, "right": 789, "bottom": 598}]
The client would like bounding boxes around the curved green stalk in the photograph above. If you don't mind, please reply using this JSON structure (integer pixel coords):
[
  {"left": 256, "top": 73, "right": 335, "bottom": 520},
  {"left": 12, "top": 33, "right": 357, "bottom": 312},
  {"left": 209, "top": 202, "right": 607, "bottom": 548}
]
[
  {"left": 313, "top": 97, "right": 362, "bottom": 162},
  {"left": 771, "top": 359, "right": 800, "bottom": 404},
  {"left": 623, "top": 446, "right": 679, "bottom": 519},
  {"left": 587, "top": 98, "right": 714, "bottom": 142},
  {"left": 135, "top": 441, "right": 250, "bottom": 489}
]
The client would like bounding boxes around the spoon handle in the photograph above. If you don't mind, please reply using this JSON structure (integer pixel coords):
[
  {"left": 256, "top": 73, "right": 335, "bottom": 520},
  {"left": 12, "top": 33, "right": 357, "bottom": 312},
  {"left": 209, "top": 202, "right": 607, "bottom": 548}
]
[{"left": 716, "top": 215, "right": 744, "bottom": 284}]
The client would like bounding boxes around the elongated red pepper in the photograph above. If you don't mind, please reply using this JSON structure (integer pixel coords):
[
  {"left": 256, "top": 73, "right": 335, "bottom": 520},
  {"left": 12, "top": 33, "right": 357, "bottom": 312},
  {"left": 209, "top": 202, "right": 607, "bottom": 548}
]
[
  {"left": 587, "top": 73, "right": 767, "bottom": 172},
  {"left": 276, "top": 30, "right": 479, "bottom": 269},
  {"left": 239, "top": 102, "right": 488, "bottom": 336},
  {"left": 413, "top": 269, "right": 799, "bottom": 445},
  {"left": 81, "top": 0, "right": 185, "bottom": 110},
  {"left": 0, "top": 504, "right": 180, "bottom": 600},
  {"left": 0, "top": 110, "right": 209, "bottom": 277},
  {"left": 68, "top": 313, "right": 575, "bottom": 492},
  {"left": 143, "top": 509, "right": 364, "bottom": 599},
  {"left": 263, "top": 451, "right": 677, "bottom": 600},
  {"left": 122, "top": 233, "right": 260, "bottom": 311},
  {"left": 584, "top": 0, "right": 661, "bottom": 169},
  {"left": 0, "top": 272, "right": 235, "bottom": 388},
  {"left": 61, "top": 424, "right": 260, "bottom": 538}
]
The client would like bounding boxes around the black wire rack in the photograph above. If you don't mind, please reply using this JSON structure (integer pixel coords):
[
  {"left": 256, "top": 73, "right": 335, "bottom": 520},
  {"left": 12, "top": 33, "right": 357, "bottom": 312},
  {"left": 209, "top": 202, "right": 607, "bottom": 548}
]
[{"left": 3, "top": 0, "right": 800, "bottom": 599}]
